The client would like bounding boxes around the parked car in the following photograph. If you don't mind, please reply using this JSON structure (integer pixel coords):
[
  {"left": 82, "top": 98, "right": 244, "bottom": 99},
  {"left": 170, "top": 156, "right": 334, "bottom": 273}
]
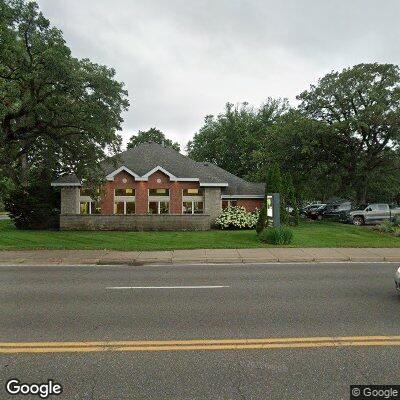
[
  {"left": 323, "top": 202, "right": 352, "bottom": 220},
  {"left": 307, "top": 202, "right": 352, "bottom": 221},
  {"left": 346, "top": 203, "right": 400, "bottom": 226},
  {"left": 299, "top": 203, "right": 324, "bottom": 219},
  {"left": 308, "top": 204, "right": 329, "bottom": 220},
  {"left": 395, "top": 266, "right": 400, "bottom": 292}
]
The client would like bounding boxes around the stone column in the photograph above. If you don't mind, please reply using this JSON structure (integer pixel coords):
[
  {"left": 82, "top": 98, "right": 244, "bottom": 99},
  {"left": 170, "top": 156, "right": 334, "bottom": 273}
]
[
  {"left": 204, "top": 187, "right": 222, "bottom": 224},
  {"left": 272, "top": 192, "right": 281, "bottom": 227},
  {"left": 60, "top": 187, "right": 80, "bottom": 215}
]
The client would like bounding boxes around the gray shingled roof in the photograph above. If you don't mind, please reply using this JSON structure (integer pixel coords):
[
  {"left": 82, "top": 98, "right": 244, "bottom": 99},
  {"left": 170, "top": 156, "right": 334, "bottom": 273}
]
[
  {"left": 52, "top": 142, "right": 265, "bottom": 196},
  {"left": 51, "top": 173, "right": 80, "bottom": 185}
]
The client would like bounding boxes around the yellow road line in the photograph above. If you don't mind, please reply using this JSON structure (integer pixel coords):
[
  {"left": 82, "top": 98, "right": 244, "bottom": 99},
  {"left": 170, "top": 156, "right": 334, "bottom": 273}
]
[{"left": 1, "top": 336, "right": 400, "bottom": 354}]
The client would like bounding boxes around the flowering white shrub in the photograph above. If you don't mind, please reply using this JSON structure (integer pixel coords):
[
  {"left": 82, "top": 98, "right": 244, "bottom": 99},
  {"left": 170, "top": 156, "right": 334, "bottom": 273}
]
[{"left": 215, "top": 206, "right": 260, "bottom": 230}]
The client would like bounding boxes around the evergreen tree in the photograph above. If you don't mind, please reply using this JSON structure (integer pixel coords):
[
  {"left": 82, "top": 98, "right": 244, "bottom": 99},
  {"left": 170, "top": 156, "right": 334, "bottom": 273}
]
[
  {"left": 285, "top": 174, "right": 299, "bottom": 226},
  {"left": 255, "top": 205, "right": 267, "bottom": 234},
  {"left": 266, "top": 164, "right": 290, "bottom": 225}
]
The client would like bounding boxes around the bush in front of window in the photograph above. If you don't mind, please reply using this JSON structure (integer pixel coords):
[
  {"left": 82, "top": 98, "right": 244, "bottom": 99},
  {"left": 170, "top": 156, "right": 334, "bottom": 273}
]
[{"left": 215, "top": 206, "right": 259, "bottom": 230}]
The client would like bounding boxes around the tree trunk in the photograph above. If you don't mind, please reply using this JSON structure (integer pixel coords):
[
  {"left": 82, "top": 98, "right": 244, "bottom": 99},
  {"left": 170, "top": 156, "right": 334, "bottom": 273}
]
[
  {"left": 357, "top": 175, "right": 368, "bottom": 204},
  {"left": 20, "top": 153, "right": 29, "bottom": 188}
]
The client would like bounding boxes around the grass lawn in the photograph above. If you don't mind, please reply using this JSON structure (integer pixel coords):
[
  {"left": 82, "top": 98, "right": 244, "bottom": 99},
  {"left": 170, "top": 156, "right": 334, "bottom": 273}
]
[{"left": 0, "top": 219, "right": 399, "bottom": 251}]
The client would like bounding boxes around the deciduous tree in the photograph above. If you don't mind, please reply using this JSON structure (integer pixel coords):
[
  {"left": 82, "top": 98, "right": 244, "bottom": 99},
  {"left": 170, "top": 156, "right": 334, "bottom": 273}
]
[
  {"left": 127, "top": 128, "right": 180, "bottom": 152},
  {"left": 0, "top": 0, "right": 129, "bottom": 188},
  {"left": 298, "top": 63, "right": 400, "bottom": 203}
]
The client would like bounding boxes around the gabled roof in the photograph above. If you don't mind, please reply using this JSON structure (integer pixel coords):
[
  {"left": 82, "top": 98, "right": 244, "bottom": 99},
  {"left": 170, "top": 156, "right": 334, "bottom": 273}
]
[{"left": 52, "top": 142, "right": 265, "bottom": 196}]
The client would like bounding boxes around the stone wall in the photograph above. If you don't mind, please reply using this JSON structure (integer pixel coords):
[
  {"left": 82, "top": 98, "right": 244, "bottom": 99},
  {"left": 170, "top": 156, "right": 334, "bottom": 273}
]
[
  {"left": 204, "top": 187, "right": 222, "bottom": 224},
  {"left": 60, "top": 214, "right": 212, "bottom": 231},
  {"left": 60, "top": 187, "right": 80, "bottom": 215}
]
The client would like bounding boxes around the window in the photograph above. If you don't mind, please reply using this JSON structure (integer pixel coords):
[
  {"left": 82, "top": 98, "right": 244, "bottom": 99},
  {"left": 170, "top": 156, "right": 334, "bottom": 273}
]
[
  {"left": 149, "top": 188, "right": 169, "bottom": 196},
  {"left": 114, "top": 201, "right": 135, "bottom": 214},
  {"left": 183, "top": 202, "right": 193, "bottom": 214},
  {"left": 126, "top": 202, "right": 136, "bottom": 214},
  {"left": 80, "top": 201, "right": 101, "bottom": 215},
  {"left": 92, "top": 203, "right": 101, "bottom": 214},
  {"left": 115, "top": 188, "right": 135, "bottom": 196},
  {"left": 183, "top": 201, "right": 204, "bottom": 214},
  {"left": 148, "top": 202, "right": 158, "bottom": 214},
  {"left": 149, "top": 201, "right": 169, "bottom": 214},
  {"left": 80, "top": 202, "right": 90, "bottom": 214},
  {"left": 194, "top": 201, "right": 204, "bottom": 214},
  {"left": 183, "top": 188, "right": 203, "bottom": 196},
  {"left": 114, "top": 202, "right": 124, "bottom": 214},
  {"left": 160, "top": 201, "right": 169, "bottom": 214},
  {"left": 222, "top": 200, "right": 238, "bottom": 209}
]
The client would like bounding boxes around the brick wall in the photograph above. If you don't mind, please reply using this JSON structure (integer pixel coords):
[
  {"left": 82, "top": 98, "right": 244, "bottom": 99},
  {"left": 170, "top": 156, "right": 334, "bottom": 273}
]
[
  {"left": 101, "top": 171, "right": 202, "bottom": 215},
  {"left": 237, "top": 199, "right": 263, "bottom": 212},
  {"left": 61, "top": 171, "right": 262, "bottom": 224}
]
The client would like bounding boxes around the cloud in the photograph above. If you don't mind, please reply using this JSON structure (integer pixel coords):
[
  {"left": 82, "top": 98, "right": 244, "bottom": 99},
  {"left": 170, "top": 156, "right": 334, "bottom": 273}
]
[{"left": 37, "top": 0, "right": 400, "bottom": 149}]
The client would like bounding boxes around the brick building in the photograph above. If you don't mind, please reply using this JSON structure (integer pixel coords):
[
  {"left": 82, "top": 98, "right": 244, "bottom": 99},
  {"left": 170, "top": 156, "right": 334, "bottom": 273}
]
[{"left": 52, "top": 142, "right": 265, "bottom": 230}]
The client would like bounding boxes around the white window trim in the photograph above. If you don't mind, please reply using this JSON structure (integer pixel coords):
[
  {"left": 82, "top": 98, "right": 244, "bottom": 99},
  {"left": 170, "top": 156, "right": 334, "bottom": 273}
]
[
  {"left": 181, "top": 188, "right": 204, "bottom": 197},
  {"left": 148, "top": 200, "right": 170, "bottom": 214},
  {"left": 199, "top": 182, "right": 229, "bottom": 187},
  {"left": 148, "top": 188, "right": 170, "bottom": 197},
  {"left": 106, "top": 166, "right": 143, "bottom": 181},
  {"left": 106, "top": 165, "right": 202, "bottom": 183},
  {"left": 182, "top": 200, "right": 204, "bottom": 215},
  {"left": 114, "top": 200, "right": 136, "bottom": 214},
  {"left": 80, "top": 201, "right": 92, "bottom": 215},
  {"left": 114, "top": 188, "right": 136, "bottom": 197}
]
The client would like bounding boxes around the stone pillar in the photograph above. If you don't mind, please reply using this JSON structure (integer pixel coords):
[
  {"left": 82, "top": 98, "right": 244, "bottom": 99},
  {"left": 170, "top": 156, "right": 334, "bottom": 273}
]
[
  {"left": 204, "top": 187, "right": 222, "bottom": 224},
  {"left": 272, "top": 193, "right": 281, "bottom": 227},
  {"left": 60, "top": 187, "right": 80, "bottom": 215}
]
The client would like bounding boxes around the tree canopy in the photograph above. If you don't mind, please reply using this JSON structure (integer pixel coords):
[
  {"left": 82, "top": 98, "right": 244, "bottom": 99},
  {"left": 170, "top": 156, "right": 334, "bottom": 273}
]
[
  {"left": 127, "top": 127, "right": 180, "bottom": 152},
  {"left": 188, "top": 64, "right": 400, "bottom": 204},
  {"left": 0, "top": 0, "right": 129, "bottom": 189},
  {"left": 186, "top": 99, "right": 288, "bottom": 180},
  {"left": 298, "top": 63, "right": 400, "bottom": 203}
]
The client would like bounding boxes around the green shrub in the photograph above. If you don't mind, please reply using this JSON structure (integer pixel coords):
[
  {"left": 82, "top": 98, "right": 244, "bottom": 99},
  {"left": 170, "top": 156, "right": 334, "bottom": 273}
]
[
  {"left": 374, "top": 221, "right": 396, "bottom": 233},
  {"left": 255, "top": 206, "right": 267, "bottom": 234},
  {"left": 216, "top": 206, "right": 259, "bottom": 230},
  {"left": 393, "top": 215, "right": 400, "bottom": 227},
  {"left": 259, "top": 226, "right": 293, "bottom": 245},
  {"left": 4, "top": 183, "right": 60, "bottom": 230}
]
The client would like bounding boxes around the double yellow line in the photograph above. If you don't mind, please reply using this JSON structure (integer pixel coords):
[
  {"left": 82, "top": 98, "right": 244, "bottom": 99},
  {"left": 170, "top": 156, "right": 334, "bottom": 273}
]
[{"left": 1, "top": 336, "right": 400, "bottom": 354}]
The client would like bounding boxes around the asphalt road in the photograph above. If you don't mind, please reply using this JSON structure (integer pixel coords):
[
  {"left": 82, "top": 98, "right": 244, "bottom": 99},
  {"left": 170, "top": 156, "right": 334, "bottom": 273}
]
[{"left": 0, "top": 262, "right": 399, "bottom": 399}]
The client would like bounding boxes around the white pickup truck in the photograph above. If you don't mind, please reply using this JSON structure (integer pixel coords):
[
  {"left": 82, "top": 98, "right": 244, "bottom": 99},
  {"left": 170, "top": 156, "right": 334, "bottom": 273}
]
[{"left": 347, "top": 203, "right": 400, "bottom": 226}]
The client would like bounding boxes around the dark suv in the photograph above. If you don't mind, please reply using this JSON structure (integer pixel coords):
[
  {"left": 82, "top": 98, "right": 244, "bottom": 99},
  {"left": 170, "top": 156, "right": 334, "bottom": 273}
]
[
  {"left": 300, "top": 204, "right": 325, "bottom": 219},
  {"left": 309, "top": 202, "right": 352, "bottom": 221}
]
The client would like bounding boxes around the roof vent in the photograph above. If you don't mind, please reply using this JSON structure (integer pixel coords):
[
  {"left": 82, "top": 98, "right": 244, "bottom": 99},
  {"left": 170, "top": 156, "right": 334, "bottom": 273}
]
[{"left": 203, "top": 163, "right": 209, "bottom": 166}]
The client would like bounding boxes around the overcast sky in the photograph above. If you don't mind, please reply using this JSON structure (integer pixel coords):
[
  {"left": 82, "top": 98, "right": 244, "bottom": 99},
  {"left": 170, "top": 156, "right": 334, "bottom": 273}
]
[{"left": 38, "top": 0, "right": 400, "bottom": 149}]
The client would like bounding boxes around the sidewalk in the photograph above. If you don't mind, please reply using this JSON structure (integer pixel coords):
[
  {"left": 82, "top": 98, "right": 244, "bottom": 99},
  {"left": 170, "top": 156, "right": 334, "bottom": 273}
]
[{"left": 1, "top": 248, "right": 400, "bottom": 265}]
